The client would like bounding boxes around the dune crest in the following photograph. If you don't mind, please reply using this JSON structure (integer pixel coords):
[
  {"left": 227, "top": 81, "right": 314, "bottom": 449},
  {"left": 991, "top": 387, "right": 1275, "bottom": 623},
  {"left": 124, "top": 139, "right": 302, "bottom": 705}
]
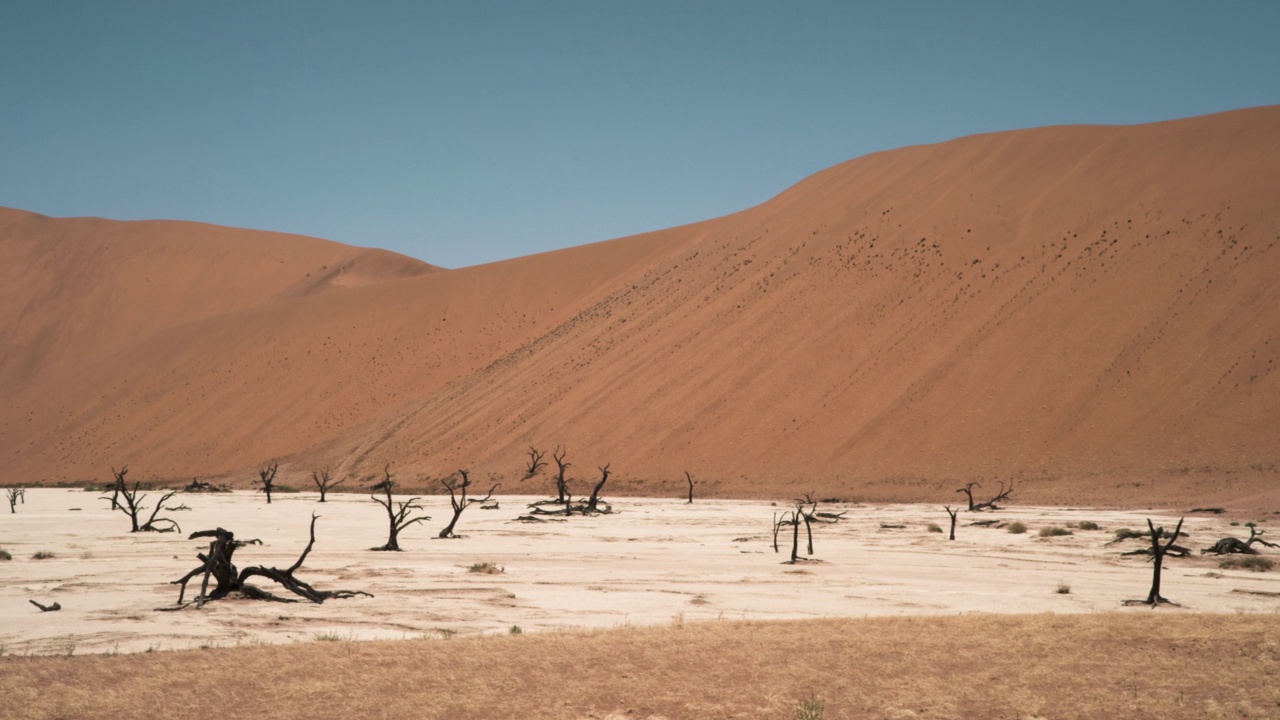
[{"left": 3, "top": 106, "right": 1278, "bottom": 509}]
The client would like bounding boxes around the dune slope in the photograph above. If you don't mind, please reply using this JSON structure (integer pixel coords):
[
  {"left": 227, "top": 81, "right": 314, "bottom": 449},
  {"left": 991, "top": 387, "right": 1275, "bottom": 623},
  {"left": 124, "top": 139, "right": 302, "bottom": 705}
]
[{"left": 3, "top": 107, "right": 1278, "bottom": 507}]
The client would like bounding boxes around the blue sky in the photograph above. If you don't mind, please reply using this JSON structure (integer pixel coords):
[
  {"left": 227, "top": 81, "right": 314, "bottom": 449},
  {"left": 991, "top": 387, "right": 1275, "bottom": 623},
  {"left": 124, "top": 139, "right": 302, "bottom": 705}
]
[{"left": 2, "top": 2, "right": 1277, "bottom": 268}]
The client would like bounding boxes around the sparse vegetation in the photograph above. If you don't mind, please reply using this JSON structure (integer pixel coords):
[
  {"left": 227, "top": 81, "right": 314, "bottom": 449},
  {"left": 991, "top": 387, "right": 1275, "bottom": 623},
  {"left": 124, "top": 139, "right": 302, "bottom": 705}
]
[
  {"left": 313, "top": 631, "right": 355, "bottom": 642},
  {"left": 4, "top": 614, "right": 1273, "bottom": 719},
  {"left": 794, "top": 693, "right": 825, "bottom": 720},
  {"left": 0, "top": 548, "right": 11, "bottom": 561},
  {"left": 32, "top": 550, "right": 56, "bottom": 560},
  {"left": 468, "top": 562, "right": 504, "bottom": 574},
  {"left": 509, "top": 625, "right": 523, "bottom": 635},
  {"left": 1220, "top": 556, "right": 1273, "bottom": 572},
  {"left": 1078, "top": 520, "right": 1100, "bottom": 531},
  {"left": 1007, "top": 521, "right": 1027, "bottom": 534},
  {"left": 1038, "top": 526, "right": 1073, "bottom": 537},
  {"left": 927, "top": 523, "right": 943, "bottom": 533},
  {"left": 1056, "top": 582, "right": 1071, "bottom": 594}
]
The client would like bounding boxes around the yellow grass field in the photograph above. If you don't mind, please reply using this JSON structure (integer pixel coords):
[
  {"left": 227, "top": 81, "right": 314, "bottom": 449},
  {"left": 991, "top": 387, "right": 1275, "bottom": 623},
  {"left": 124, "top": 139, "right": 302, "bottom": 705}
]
[{"left": 3, "top": 612, "right": 1278, "bottom": 719}]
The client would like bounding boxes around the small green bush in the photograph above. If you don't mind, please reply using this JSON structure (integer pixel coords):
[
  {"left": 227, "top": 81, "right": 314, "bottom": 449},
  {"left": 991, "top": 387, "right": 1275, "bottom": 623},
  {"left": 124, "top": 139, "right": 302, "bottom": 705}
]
[
  {"left": 1038, "top": 526, "right": 1073, "bottom": 537},
  {"left": 1007, "top": 521, "right": 1027, "bottom": 534},
  {"left": 0, "top": 548, "right": 11, "bottom": 561},
  {"left": 468, "top": 562, "right": 503, "bottom": 574},
  {"left": 1220, "top": 556, "right": 1273, "bottom": 572},
  {"left": 927, "top": 523, "right": 943, "bottom": 533},
  {"left": 1113, "top": 527, "right": 1147, "bottom": 541},
  {"left": 1077, "top": 520, "right": 1100, "bottom": 531},
  {"left": 509, "top": 625, "right": 523, "bottom": 635},
  {"left": 32, "top": 550, "right": 56, "bottom": 560},
  {"left": 1055, "top": 582, "right": 1071, "bottom": 594}
]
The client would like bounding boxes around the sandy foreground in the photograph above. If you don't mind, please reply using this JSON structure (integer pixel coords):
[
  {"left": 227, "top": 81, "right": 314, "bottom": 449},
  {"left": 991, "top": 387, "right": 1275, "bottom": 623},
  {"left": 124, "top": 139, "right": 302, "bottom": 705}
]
[{"left": 2, "top": 489, "right": 1277, "bottom": 655}]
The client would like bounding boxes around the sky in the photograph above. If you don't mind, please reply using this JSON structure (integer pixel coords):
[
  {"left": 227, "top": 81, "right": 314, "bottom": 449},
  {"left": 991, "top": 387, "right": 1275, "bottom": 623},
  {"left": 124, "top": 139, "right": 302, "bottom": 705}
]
[{"left": 2, "top": 2, "right": 1278, "bottom": 268}]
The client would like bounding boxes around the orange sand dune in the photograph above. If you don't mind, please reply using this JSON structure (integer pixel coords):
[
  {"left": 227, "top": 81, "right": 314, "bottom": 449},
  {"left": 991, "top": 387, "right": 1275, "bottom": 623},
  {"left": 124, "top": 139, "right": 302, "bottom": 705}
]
[{"left": 3, "top": 106, "right": 1278, "bottom": 510}]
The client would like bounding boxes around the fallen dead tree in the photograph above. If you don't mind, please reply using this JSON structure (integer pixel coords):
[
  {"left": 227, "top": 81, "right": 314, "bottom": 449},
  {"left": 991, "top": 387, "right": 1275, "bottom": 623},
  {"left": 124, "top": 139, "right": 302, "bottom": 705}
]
[
  {"left": 956, "top": 481, "right": 1013, "bottom": 511},
  {"left": 525, "top": 462, "right": 617, "bottom": 517},
  {"left": 165, "top": 514, "right": 370, "bottom": 608},
  {"left": 1112, "top": 526, "right": 1192, "bottom": 557},
  {"left": 1202, "top": 525, "right": 1279, "bottom": 555}
]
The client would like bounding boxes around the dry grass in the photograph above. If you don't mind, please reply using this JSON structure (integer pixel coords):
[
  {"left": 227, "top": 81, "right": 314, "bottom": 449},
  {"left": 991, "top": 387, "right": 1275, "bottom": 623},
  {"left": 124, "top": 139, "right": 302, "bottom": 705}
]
[
  {"left": 1220, "top": 556, "right": 1274, "bottom": 572},
  {"left": 1, "top": 613, "right": 1276, "bottom": 719}
]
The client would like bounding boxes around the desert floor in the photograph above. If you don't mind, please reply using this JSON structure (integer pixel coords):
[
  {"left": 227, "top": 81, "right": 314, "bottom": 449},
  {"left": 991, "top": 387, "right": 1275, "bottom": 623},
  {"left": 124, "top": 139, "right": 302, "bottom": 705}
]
[{"left": 2, "top": 489, "right": 1277, "bottom": 655}]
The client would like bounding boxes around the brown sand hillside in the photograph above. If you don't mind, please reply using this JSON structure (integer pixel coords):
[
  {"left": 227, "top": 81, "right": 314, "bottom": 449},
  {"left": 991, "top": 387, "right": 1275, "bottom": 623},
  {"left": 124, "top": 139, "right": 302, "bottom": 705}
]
[
  {"left": 0, "top": 208, "right": 435, "bottom": 388},
  {"left": 3, "top": 106, "right": 1278, "bottom": 509}
]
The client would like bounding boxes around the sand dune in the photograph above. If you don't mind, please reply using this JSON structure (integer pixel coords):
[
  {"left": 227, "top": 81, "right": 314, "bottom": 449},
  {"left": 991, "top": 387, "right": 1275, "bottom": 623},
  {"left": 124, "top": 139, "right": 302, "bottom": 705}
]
[{"left": 2, "top": 106, "right": 1278, "bottom": 510}]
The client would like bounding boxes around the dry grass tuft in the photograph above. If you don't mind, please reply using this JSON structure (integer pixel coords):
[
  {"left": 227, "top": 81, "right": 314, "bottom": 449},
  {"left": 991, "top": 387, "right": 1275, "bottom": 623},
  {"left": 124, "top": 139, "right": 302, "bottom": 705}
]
[
  {"left": 1077, "top": 520, "right": 1101, "bottom": 531},
  {"left": 1220, "top": 556, "right": 1273, "bottom": 572},
  {"left": 30, "top": 551, "right": 55, "bottom": 560},
  {"left": 1, "top": 613, "right": 1277, "bottom": 719},
  {"left": 1007, "top": 521, "right": 1027, "bottom": 534},
  {"left": 1038, "top": 526, "right": 1073, "bottom": 538},
  {"left": 467, "top": 562, "right": 504, "bottom": 574}
]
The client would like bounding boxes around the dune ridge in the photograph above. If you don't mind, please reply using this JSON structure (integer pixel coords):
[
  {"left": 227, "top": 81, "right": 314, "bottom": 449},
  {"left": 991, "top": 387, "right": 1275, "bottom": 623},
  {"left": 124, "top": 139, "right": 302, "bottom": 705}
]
[{"left": 3, "top": 106, "right": 1278, "bottom": 509}]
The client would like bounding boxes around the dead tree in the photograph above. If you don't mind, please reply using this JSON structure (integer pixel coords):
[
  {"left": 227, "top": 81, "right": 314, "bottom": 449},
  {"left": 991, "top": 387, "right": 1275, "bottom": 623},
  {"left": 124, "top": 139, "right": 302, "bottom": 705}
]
[
  {"left": 773, "top": 509, "right": 802, "bottom": 562},
  {"left": 1124, "top": 517, "right": 1186, "bottom": 607},
  {"left": 551, "top": 446, "right": 571, "bottom": 504},
  {"left": 1202, "top": 524, "right": 1280, "bottom": 555},
  {"left": 29, "top": 600, "right": 61, "bottom": 612},
  {"left": 956, "top": 480, "right": 1013, "bottom": 511},
  {"left": 6, "top": 487, "right": 22, "bottom": 513},
  {"left": 524, "top": 447, "right": 547, "bottom": 480},
  {"left": 685, "top": 471, "right": 695, "bottom": 503},
  {"left": 100, "top": 479, "right": 181, "bottom": 533},
  {"left": 944, "top": 505, "right": 958, "bottom": 540},
  {"left": 311, "top": 468, "right": 346, "bottom": 502},
  {"left": 584, "top": 464, "right": 611, "bottom": 514},
  {"left": 438, "top": 470, "right": 498, "bottom": 539},
  {"left": 168, "top": 514, "right": 371, "bottom": 607},
  {"left": 257, "top": 462, "right": 279, "bottom": 504},
  {"left": 773, "top": 498, "right": 822, "bottom": 563},
  {"left": 107, "top": 466, "right": 128, "bottom": 510},
  {"left": 370, "top": 464, "right": 430, "bottom": 551}
]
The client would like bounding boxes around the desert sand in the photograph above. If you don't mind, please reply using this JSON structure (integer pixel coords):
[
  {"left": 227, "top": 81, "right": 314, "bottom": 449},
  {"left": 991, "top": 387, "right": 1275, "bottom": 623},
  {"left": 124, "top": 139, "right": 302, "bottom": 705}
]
[
  {"left": 3, "top": 107, "right": 1280, "bottom": 512},
  {"left": 3, "top": 489, "right": 1276, "bottom": 656}
]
